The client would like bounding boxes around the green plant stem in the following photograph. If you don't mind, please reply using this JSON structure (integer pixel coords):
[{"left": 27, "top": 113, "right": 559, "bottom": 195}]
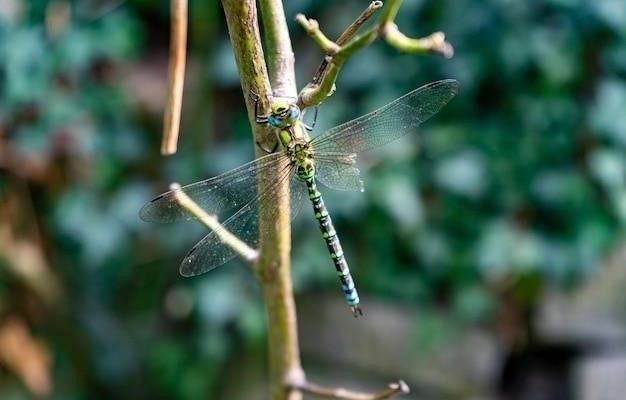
[
  {"left": 298, "top": 27, "right": 379, "bottom": 107},
  {"left": 382, "top": 25, "right": 454, "bottom": 58},
  {"left": 296, "top": 1, "right": 384, "bottom": 108},
  {"left": 379, "top": 0, "right": 403, "bottom": 25},
  {"left": 220, "top": 0, "right": 272, "bottom": 134},
  {"left": 334, "top": 28, "right": 379, "bottom": 64},
  {"left": 259, "top": 1, "right": 305, "bottom": 400},
  {"left": 335, "top": 0, "right": 383, "bottom": 45},
  {"left": 295, "top": 14, "right": 340, "bottom": 54},
  {"left": 259, "top": 0, "right": 296, "bottom": 96},
  {"left": 297, "top": 0, "right": 453, "bottom": 108},
  {"left": 222, "top": 1, "right": 303, "bottom": 400}
]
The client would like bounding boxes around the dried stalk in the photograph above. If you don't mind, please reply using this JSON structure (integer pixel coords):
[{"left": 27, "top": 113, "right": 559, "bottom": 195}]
[{"left": 161, "top": 0, "right": 187, "bottom": 155}]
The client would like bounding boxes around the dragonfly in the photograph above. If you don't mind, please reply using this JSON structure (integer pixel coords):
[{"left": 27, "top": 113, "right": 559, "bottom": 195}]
[{"left": 140, "top": 79, "right": 459, "bottom": 316}]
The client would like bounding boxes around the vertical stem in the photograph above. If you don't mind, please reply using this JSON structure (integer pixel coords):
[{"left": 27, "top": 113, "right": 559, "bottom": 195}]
[
  {"left": 221, "top": 0, "right": 272, "bottom": 122},
  {"left": 221, "top": 1, "right": 303, "bottom": 400},
  {"left": 258, "top": 1, "right": 304, "bottom": 399},
  {"left": 258, "top": 0, "right": 297, "bottom": 97}
]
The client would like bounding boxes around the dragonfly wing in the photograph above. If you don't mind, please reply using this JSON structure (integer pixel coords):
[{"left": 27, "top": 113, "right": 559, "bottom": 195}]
[
  {"left": 314, "top": 152, "right": 364, "bottom": 192},
  {"left": 180, "top": 165, "right": 305, "bottom": 276},
  {"left": 140, "top": 152, "right": 288, "bottom": 224},
  {"left": 289, "top": 170, "right": 308, "bottom": 220},
  {"left": 311, "top": 79, "right": 459, "bottom": 154},
  {"left": 180, "top": 200, "right": 260, "bottom": 276}
]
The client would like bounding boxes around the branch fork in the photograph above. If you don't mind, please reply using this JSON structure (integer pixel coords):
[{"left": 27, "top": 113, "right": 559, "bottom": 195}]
[{"left": 296, "top": 0, "right": 454, "bottom": 109}]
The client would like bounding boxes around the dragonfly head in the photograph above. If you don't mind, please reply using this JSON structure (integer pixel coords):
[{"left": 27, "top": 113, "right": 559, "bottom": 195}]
[{"left": 268, "top": 99, "right": 300, "bottom": 129}]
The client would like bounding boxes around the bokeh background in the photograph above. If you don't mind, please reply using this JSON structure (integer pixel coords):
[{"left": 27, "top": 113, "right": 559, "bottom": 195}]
[{"left": 2, "top": 0, "right": 626, "bottom": 399}]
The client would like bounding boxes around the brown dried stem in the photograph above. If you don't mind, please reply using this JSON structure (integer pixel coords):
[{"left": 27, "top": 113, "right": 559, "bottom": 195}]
[{"left": 161, "top": 0, "right": 187, "bottom": 155}]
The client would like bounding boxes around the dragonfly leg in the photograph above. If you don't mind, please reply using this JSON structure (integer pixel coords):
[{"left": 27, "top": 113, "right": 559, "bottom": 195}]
[
  {"left": 250, "top": 89, "right": 280, "bottom": 152},
  {"left": 303, "top": 106, "right": 319, "bottom": 132},
  {"left": 351, "top": 305, "right": 363, "bottom": 317},
  {"left": 250, "top": 90, "right": 269, "bottom": 124}
]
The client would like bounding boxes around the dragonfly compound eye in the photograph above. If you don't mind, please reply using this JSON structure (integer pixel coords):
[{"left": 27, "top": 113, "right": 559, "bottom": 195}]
[
  {"left": 271, "top": 100, "right": 291, "bottom": 115},
  {"left": 289, "top": 105, "right": 301, "bottom": 120}
]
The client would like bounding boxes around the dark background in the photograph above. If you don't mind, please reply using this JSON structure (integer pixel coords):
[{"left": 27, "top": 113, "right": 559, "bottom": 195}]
[{"left": 1, "top": 0, "right": 626, "bottom": 398}]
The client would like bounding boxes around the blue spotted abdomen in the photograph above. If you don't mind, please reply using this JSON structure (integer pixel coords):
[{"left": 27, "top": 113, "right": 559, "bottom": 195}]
[{"left": 303, "top": 175, "right": 362, "bottom": 316}]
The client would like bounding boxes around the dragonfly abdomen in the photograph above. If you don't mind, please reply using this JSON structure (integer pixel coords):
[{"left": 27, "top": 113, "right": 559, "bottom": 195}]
[{"left": 304, "top": 176, "right": 362, "bottom": 316}]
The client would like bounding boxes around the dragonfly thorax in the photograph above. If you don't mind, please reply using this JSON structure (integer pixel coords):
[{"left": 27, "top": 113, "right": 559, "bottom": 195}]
[{"left": 289, "top": 141, "right": 315, "bottom": 181}]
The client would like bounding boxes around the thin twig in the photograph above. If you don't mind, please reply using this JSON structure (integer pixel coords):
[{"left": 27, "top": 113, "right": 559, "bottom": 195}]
[
  {"left": 297, "top": 0, "right": 454, "bottom": 109},
  {"left": 382, "top": 24, "right": 454, "bottom": 58},
  {"left": 296, "top": 1, "right": 384, "bottom": 107},
  {"left": 335, "top": 1, "right": 383, "bottom": 46},
  {"left": 290, "top": 380, "right": 410, "bottom": 400},
  {"left": 295, "top": 14, "right": 340, "bottom": 54},
  {"left": 333, "top": 28, "right": 379, "bottom": 64},
  {"left": 161, "top": 0, "right": 188, "bottom": 155},
  {"left": 305, "top": 1, "right": 383, "bottom": 87},
  {"left": 169, "top": 183, "right": 258, "bottom": 263},
  {"left": 298, "top": 24, "right": 379, "bottom": 108},
  {"left": 378, "top": 0, "right": 402, "bottom": 26}
]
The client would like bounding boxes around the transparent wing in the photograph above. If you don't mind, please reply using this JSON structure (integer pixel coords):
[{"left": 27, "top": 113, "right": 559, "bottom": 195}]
[
  {"left": 140, "top": 153, "right": 287, "bottom": 224},
  {"left": 311, "top": 79, "right": 459, "bottom": 154},
  {"left": 315, "top": 153, "right": 364, "bottom": 192},
  {"left": 180, "top": 167, "right": 307, "bottom": 276}
]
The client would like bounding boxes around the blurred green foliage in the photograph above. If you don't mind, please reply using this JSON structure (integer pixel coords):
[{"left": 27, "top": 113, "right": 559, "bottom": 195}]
[{"left": 1, "top": 0, "right": 625, "bottom": 398}]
